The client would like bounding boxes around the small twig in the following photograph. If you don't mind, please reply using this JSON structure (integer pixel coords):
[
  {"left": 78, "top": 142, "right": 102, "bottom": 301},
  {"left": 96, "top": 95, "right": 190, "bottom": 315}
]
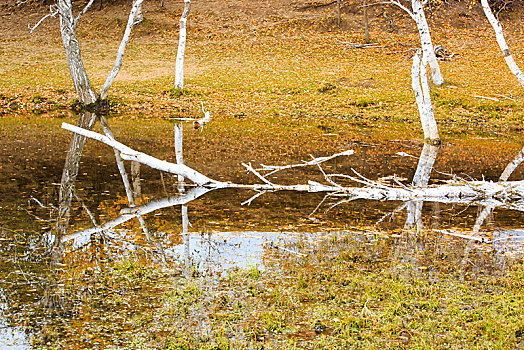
[
  {"left": 309, "top": 192, "right": 337, "bottom": 216},
  {"left": 74, "top": 193, "right": 98, "bottom": 227},
  {"left": 29, "top": 196, "right": 55, "bottom": 210},
  {"left": 396, "top": 151, "right": 418, "bottom": 158},
  {"left": 258, "top": 150, "right": 354, "bottom": 176},
  {"left": 316, "top": 163, "right": 345, "bottom": 190},
  {"left": 375, "top": 202, "right": 409, "bottom": 226},
  {"left": 242, "top": 162, "right": 274, "bottom": 186},
  {"left": 326, "top": 196, "right": 361, "bottom": 212},
  {"left": 474, "top": 95, "right": 500, "bottom": 102}
]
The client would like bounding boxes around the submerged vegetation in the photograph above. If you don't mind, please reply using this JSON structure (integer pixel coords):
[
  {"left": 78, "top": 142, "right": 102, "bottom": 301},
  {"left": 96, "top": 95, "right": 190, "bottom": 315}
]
[{"left": 3, "top": 228, "right": 524, "bottom": 349}]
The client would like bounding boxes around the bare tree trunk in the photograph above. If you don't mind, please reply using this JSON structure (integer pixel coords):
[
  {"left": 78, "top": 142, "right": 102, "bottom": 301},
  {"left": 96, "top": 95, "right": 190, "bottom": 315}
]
[
  {"left": 131, "top": 161, "right": 142, "bottom": 201},
  {"left": 363, "top": 0, "right": 370, "bottom": 43},
  {"left": 500, "top": 146, "right": 524, "bottom": 181},
  {"left": 57, "top": 0, "right": 97, "bottom": 104},
  {"left": 481, "top": 0, "right": 524, "bottom": 88},
  {"left": 411, "top": 0, "right": 444, "bottom": 86},
  {"left": 412, "top": 143, "right": 439, "bottom": 187},
  {"left": 174, "top": 0, "right": 191, "bottom": 89},
  {"left": 412, "top": 50, "right": 440, "bottom": 144}
]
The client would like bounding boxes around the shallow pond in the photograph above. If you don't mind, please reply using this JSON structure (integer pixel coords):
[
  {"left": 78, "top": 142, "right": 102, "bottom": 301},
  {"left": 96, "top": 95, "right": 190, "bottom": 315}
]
[{"left": 0, "top": 113, "right": 523, "bottom": 348}]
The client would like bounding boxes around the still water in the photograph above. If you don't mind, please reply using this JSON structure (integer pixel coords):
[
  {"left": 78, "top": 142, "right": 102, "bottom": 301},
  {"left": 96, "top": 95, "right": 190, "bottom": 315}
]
[{"left": 0, "top": 114, "right": 523, "bottom": 348}]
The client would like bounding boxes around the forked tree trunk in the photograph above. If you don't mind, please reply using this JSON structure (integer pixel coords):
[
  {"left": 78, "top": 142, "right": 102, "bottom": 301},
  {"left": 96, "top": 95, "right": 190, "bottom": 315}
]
[
  {"left": 174, "top": 0, "right": 191, "bottom": 89},
  {"left": 100, "top": 0, "right": 145, "bottom": 99},
  {"left": 57, "top": 0, "right": 97, "bottom": 104},
  {"left": 481, "top": 0, "right": 524, "bottom": 88}
]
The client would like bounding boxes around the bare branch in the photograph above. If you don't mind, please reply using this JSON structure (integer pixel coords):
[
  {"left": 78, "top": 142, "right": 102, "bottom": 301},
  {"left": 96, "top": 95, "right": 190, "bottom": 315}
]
[
  {"left": 62, "top": 122, "right": 220, "bottom": 187},
  {"left": 242, "top": 163, "right": 275, "bottom": 186},
  {"left": 29, "top": 6, "right": 59, "bottom": 33},
  {"left": 73, "top": 0, "right": 95, "bottom": 28},
  {"left": 100, "top": 0, "right": 144, "bottom": 99},
  {"left": 257, "top": 150, "right": 354, "bottom": 176}
]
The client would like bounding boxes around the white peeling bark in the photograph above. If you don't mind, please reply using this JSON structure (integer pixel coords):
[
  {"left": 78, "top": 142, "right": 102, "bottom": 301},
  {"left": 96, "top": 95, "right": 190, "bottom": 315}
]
[
  {"left": 389, "top": 0, "right": 443, "bottom": 86},
  {"left": 412, "top": 50, "right": 440, "bottom": 144},
  {"left": 481, "top": 0, "right": 524, "bottom": 88},
  {"left": 174, "top": 0, "right": 191, "bottom": 89},
  {"left": 174, "top": 123, "right": 185, "bottom": 185},
  {"left": 57, "top": 0, "right": 97, "bottom": 104},
  {"left": 412, "top": 143, "right": 439, "bottom": 187},
  {"left": 411, "top": 0, "right": 443, "bottom": 86},
  {"left": 100, "top": 0, "right": 144, "bottom": 99}
]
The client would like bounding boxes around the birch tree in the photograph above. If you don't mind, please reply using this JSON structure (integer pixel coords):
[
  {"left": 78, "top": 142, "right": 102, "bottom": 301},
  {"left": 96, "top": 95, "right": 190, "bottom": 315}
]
[
  {"left": 385, "top": 0, "right": 444, "bottom": 85},
  {"left": 32, "top": 0, "right": 144, "bottom": 104},
  {"left": 481, "top": 0, "right": 524, "bottom": 88},
  {"left": 174, "top": 0, "right": 191, "bottom": 89}
]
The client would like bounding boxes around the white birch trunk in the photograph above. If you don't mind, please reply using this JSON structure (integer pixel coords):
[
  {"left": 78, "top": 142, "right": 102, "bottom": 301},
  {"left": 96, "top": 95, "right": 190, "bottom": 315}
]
[
  {"left": 412, "top": 50, "right": 440, "bottom": 144},
  {"left": 57, "top": 0, "right": 97, "bottom": 104},
  {"left": 412, "top": 143, "right": 439, "bottom": 187},
  {"left": 100, "top": 0, "right": 144, "bottom": 99},
  {"left": 174, "top": 0, "right": 191, "bottom": 89},
  {"left": 411, "top": 0, "right": 443, "bottom": 86},
  {"left": 481, "top": 0, "right": 524, "bottom": 88},
  {"left": 174, "top": 123, "right": 185, "bottom": 185}
]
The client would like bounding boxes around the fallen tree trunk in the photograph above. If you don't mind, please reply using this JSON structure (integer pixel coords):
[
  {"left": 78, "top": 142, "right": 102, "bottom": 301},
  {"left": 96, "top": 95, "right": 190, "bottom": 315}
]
[{"left": 62, "top": 122, "right": 524, "bottom": 203}]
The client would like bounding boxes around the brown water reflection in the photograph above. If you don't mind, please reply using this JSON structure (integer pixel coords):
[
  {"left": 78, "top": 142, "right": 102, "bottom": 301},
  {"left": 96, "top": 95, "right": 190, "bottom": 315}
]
[{"left": 0, "top": 114, "right": 523, "bottom": 348}]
